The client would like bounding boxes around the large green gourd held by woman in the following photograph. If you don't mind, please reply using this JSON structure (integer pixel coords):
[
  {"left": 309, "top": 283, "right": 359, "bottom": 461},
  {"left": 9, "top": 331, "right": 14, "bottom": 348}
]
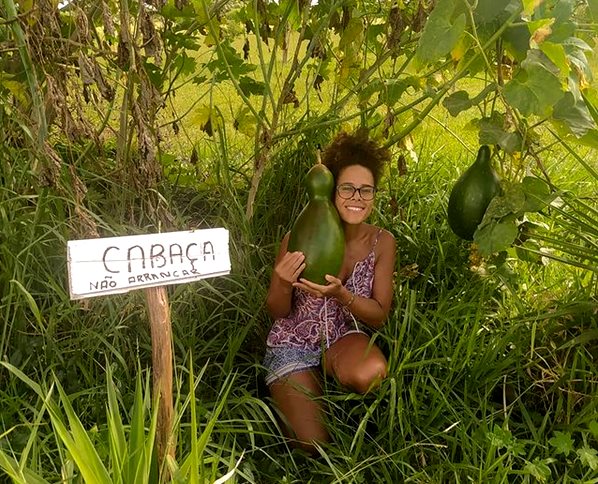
[{"left": 287, "top": 162, "right": 345, "bottom": 285}]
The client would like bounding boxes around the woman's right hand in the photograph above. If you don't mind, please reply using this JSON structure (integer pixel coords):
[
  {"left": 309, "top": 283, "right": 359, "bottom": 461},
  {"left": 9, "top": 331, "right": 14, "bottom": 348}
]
[{"left": 274, "top": 251, "right": 306, "bottom": 285}]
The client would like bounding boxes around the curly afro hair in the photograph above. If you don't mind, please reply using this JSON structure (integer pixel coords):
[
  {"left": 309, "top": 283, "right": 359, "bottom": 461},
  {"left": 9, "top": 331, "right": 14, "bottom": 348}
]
[{"left": 321, "top": 130, "right": 390, "bottom": 186}]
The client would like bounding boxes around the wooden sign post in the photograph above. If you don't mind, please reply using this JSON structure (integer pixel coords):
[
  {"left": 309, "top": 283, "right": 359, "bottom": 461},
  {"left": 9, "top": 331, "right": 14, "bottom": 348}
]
[{"left": 67, "top": 228, "right": 231, "bottom": 470}]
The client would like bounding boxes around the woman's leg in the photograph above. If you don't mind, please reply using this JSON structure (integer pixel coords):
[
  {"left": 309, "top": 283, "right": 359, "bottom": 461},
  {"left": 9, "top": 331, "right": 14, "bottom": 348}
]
[
  {"left": 323, "top": 332, "right": 387, "bottom": 394},
  {"left": 269, "top": 369, "right": 329, "bottom": 453}
]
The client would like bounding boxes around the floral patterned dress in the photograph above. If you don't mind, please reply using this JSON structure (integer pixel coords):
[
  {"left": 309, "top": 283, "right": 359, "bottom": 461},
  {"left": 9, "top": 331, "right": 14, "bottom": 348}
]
[{"left": 266, "top": 235, "right": 378, "bottom": 352}]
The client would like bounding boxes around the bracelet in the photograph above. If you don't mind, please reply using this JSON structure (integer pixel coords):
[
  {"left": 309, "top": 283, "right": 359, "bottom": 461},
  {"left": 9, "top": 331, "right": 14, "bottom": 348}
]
[{"left": 343, "top": 292, "right": 356, "bottom": 308}]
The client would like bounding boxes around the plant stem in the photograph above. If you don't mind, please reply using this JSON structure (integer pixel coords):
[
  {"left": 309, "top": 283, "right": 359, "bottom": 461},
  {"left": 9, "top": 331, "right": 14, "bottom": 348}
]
[{"left": 3, "top": 0, "right": 47, "bottom": 148}]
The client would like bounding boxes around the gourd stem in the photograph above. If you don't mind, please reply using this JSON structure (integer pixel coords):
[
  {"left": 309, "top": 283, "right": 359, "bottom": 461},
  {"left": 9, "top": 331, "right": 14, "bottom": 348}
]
[{"left": 316, "top": 150, "right": 322, "bottom": 164}]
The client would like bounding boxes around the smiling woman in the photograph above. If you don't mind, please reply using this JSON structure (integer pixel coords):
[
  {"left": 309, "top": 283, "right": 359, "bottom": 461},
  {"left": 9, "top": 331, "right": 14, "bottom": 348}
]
[{"left": 263, "top": 131, "right": 396, "bottom": 454}]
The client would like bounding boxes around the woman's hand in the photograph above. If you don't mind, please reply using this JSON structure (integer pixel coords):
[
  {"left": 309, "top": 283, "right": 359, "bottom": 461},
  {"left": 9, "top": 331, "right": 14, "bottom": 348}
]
[
  {"left": 293, "top": 274, "right": 349, "bottom": 302},
  {"left": 274, "top": 251, "right": 306, "bottom": 285}
]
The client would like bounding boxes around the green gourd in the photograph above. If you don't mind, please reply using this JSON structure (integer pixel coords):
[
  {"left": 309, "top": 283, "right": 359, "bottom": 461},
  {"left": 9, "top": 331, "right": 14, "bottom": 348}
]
[
  {"left": 288, "top": 163, "right": 345, "bottom": 284},
  {"left": 447, "top": 145, "right": 501, "bottom": 240}
]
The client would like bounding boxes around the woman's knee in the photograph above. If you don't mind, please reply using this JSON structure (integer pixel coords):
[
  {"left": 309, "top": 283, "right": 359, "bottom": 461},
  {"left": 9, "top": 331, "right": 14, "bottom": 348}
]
[{"left": 346, "top": 357, "right": 387, "bottom": 394}]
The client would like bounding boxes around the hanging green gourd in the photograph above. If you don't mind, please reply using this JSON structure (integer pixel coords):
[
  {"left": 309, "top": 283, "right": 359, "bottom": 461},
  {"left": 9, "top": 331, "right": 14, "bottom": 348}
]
[
  {"left": 447, "top": 145, "right": 501, "bottom": 240},
  {"left": 287, "top": 158, "right": 345, "bottom": 285}
]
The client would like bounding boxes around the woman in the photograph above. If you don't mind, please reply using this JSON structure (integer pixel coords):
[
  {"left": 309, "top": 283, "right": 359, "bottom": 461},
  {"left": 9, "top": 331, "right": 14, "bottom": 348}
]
[{"left": 263, "top": 131, "right": 396, "bottom": 453}]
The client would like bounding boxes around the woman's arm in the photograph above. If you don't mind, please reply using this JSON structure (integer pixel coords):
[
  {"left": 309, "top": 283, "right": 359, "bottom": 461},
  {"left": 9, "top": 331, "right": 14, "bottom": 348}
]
[{"left": 265, "top": 233, "right": 306, "bottom": 319}]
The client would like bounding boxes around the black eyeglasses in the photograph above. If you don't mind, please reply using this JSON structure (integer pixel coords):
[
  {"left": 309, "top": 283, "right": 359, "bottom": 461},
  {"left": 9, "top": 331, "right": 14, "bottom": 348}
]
[{"left": 336, "top": 183, "right": 376, "bottom": 201}]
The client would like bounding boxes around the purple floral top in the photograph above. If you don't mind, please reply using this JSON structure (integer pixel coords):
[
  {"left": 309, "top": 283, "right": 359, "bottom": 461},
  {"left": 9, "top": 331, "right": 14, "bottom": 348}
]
[{"left": 266, "top": 237, "right": 378, "bottom": 351}]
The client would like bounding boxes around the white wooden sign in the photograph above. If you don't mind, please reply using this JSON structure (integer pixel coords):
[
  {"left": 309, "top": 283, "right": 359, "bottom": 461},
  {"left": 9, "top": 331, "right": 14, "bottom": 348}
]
[{"left": 67, "top": 228, "right": 230, "bottom": 300}]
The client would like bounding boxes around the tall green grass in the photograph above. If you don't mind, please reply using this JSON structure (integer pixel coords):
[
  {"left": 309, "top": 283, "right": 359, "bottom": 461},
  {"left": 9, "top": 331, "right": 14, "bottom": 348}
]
[{"left": 1, "top": 120, "right": 596, "bottom": 482}]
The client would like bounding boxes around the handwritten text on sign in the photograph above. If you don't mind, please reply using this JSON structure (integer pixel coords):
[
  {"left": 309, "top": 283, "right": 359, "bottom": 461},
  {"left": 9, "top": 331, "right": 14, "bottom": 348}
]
[{"left": 67, "top": 228, "right": 230, "bottom": 300}]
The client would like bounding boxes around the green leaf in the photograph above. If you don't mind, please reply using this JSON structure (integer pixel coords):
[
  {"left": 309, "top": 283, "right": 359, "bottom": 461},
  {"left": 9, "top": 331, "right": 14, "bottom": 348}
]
[
  {"left": 581, "top": 89, "right": 598, "bottom": 125},
  {"left": 478, "top": 116, "right": 523, "bottom": 153},
  {"left": 163, "top": 30, "right": 200, "bottom": 50},
  {"left": 53, "top": 381, "right": 112, "bottom": 484},
  {"left": 238, "top": 76, "right": 265, "bottom": 96},
  {"left": 475, "top": 216, "right": 519, "bottom": 256},
  {"left": 381, "top": 77, "right": 421, "bottom": 106},
  {"left": 416, "top": 0, "right": 466, "bottom": 64},
  {"left": 162, "top": 0, "right": 199, "bottom": 20},
  {"left": 143, "top": 61, "right": 164, "bottom": 89},
  {"left": 577, "top": 446, "right": 598, "bottom": 470},
  {"left": 504, "top": 52, "right": 564, "bottom": 117},
  {"left": 207, "top": 43, "right": 257, "bottom": 81},
  {"left": 190, "top": 0, "right": 210, "bottom": 25},
  {"left": 482, "top": 195, "right": 515, "bottom": 225},
  {"left": 522, "top": 0, "right": 542, "bottom": 16},
  {"left": 563, "top": 38, "right": 593, "bottom": 86},
  {"left": 522, "top": 176, "right": 555, "bottom": 212},
  {"left": 503, "top": 183, "right": 527, "bottom": 213},
  {"left": 502, "top": 24, "right": 530, "bottom": 61},
  {"left": 486, "top": 424, "right": 527, "bottom": 455},
  {"left": 589, "top": 421, "right": 598, "bottom": 438},
  {"left": 523, "top": 458, "right": 552, "bottom": 482},
  {"left": 339, "top": 17, "right": 364, "bottom": 51},
  {"left": 443, "top": 91, "right": 472, "bottom": 116},
  {"left": 105, "top": 366, "right": 126, "bottom": 481},
  {"left": 338, "top": 51, "right": 360, "bottom": 85},
  {"left": 366, "top": 23, "right": 385, "bottom": 52},
  {"left": 528, "top": 18, "right": 555, "bottom": 46},
  {"left": 488, "top": 425, "right": 514, "bottom": 449},
  {"left": 473, "top": 0, "right": 511, "bottom": 24},
  {"left": 553, "top": 92, "right": 597, "bottom": 137},
  {"left": 577, "top": 128, "right": 598, "bottom": 149},
  {"left": 0, "top": 75, "right": 29, "bottom": 105},
  {"left": 0, "top": 450, "right": 50, "bottom": 484},
  {"left": 539, "top": 41, "right": 569, "bottom": 80},
  {"left": 172, "top": 52, "right": 198, "bottom": 78},
  {"left": 549, "top": 431, "right": 575, "bottom": 456},
  {"left": 9, "top": 279, "right": 42, "bottom": 331},
  {"left": 233, "top": 107, "right": 256, "bottom": 137},
  {"left": 359, "top": 78, "right": 383, "bottom": 104},
  {"left": 280, "top": 0, "right": 301, "bottom": 30}
]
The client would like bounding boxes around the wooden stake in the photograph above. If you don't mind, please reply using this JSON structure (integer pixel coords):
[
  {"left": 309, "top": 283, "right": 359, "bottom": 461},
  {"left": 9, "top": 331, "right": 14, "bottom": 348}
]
[{"left": 145, "top": 286, "right": 175, "bottom": 471}]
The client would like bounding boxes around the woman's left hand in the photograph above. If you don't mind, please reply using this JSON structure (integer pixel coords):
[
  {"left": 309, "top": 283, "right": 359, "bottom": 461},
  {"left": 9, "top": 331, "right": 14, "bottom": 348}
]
[{"left": 293, "top": 274, "right": 344, "bottom": 299}]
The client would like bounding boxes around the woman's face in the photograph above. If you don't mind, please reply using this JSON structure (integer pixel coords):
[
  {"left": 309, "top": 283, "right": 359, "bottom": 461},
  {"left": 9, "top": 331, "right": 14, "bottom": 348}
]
[{"left": 334, "top": 164, "right": 376, "bottom": 224}]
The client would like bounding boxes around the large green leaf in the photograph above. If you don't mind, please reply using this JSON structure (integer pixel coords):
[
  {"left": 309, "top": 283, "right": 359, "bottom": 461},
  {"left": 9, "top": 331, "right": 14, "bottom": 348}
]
[
  {"left": 415, "top": 0, "right": 466, "bottom": 64},
  {"left": 503, "top": 51, "right": 564, "bottom": 117},
  {"left": 475, "top": 216, "right": 519, "bottom": 256},
  {"left": 552, "top": 92, "right": 597, "bottom": 137},
  {"left": 577, "top": 129, "right": 598, "bottom": 149},
  {"left": 539, "top": 41, "right": 569, "bottom": 79},
  {"left": 0, "top": 451, "right": 50, "bottom": 484},
  {"left": 548, "top": 431, "right": 575, "bottom": 456},
  {"left": 521, "top": 176, "right": 555, "bottom": 212},
  {"left": 502, "top": 24, "right": 530, "bottom": 61},
  {"left": 563, "top": 37, "right": 594, "bottom": 86},
  {"left": 238, "top": 76, "right": 265, "bottom": 96},
  {"left": 206, "top": 43, "right": 257, "bottom": 82},
  {"left": 234, "top": 107, "right": 257, "bottom": 137},
  {"left": 380, "top": 77, "right": 421, "bottom": 106},
  {"left": 473, "top": 0, "right": 512, "bottom": 24},
  {"left": 478, "top": 114, "right": 523, "bottom": 153},
  {"left": 339, "top": 17, "right": 363, "bottom": 51},
  {"left": 443, "top": 91, "right": 472, "bottom": 116}
]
